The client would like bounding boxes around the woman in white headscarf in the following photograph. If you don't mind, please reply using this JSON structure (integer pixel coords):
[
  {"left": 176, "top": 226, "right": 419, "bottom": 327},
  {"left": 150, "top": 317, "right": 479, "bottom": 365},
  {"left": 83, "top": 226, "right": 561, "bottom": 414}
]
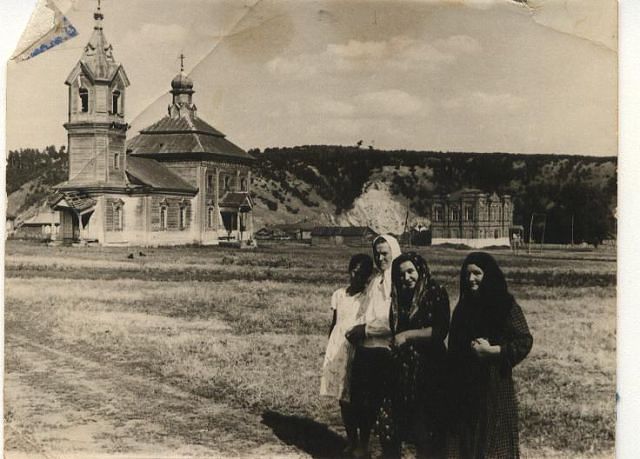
[{"left": 345, "top": 234, "right": 401, "bottom": 458}]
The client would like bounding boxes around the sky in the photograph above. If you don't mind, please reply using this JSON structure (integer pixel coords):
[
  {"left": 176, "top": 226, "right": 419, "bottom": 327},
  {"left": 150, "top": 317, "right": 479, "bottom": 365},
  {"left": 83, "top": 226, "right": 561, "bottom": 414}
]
[{"left": 6, "top": 0, "right": 617, "bottom": 155}]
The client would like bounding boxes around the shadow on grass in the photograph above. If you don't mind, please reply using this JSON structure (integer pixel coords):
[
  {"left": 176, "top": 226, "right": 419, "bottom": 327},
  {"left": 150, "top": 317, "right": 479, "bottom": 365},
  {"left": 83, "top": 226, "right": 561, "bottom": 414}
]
[{"left": 261, "top": 410, "right": 346, "bottom": 458}]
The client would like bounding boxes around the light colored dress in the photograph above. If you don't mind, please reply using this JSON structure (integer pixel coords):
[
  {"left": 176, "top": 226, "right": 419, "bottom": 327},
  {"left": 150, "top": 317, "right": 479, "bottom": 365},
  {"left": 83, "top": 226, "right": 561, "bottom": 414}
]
[{"left": 320, "top": 287, "right": 367, "bottom": 402}]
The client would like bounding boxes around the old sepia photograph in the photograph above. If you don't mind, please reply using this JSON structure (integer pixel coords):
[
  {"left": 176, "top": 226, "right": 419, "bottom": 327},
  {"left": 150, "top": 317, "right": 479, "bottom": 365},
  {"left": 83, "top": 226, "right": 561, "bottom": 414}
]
[{"left": 3, "top": 0, "right": 617, "bottom": 458}]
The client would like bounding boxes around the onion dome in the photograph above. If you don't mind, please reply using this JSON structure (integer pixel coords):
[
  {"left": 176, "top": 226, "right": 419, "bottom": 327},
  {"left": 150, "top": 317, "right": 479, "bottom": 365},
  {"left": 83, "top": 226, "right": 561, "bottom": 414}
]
[{"left": 171, "top": 71, "right": 194, "bottom": 93}]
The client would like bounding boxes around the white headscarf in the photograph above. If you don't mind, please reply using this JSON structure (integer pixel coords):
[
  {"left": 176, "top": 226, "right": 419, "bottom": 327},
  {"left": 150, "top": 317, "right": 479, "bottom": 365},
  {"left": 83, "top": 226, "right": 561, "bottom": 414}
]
[
  {"left": 372, "top": 234, "right": 402, "bottom": 299},
  {"left": 360, "top": 234, "right": 402, "bottom": 347}
]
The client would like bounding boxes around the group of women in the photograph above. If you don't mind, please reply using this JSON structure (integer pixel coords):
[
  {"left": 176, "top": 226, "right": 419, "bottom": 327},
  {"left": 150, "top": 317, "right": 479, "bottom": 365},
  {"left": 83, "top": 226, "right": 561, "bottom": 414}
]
[{"left": 320, "top": 235, "right": 533, "bottom": 459}]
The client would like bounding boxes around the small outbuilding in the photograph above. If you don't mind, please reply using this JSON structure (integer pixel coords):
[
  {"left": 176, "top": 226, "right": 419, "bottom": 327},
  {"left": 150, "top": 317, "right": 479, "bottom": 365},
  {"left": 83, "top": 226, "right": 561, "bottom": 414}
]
[
  {"left": 13, "top": 209, "right": 60, "bottom": 241},
  {"left": 311, "top": 226, "right": 377, "bottom": 247},
  {"left": 255, "top": 220, "right": 316, "bottom": 241}
]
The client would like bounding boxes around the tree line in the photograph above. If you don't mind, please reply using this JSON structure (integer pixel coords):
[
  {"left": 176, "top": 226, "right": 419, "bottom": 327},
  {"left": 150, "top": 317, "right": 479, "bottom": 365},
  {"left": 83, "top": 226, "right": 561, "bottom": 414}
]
[
  {"left": 6, "top": 145, "right": 69, "bottom": 194},
  {"left": 251, "top": 145, "right": 617, "bottom": 246}
]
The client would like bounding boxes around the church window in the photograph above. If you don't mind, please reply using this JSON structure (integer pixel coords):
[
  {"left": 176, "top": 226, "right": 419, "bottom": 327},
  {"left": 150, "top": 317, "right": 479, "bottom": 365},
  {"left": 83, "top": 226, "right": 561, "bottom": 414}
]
[
  {"left": 489, "top": 205, "right": 499, "bottom": 221},
  {"left": 159, "top": 205, "right": 168, "bottom": 230},
  {"left": 207, "top": 174, "right": 214, "bottom": 192},
  {"left": 113, "top": 203, "right": 123, "bottom": 231},
  {"left": 465, "top": 206, "right": 474, "bottom": 221},
  {"left": 112, "top": 90, "right": 120, "bottom": 114},
  {"left": 114, "top": 152, "right": 120, "bottom": 170},
  {"left": 434, "top": 206, "right": 443, "bottom": 222},
  {"left": 207, "top": 206, "right": 215, "bottom": 228},
  {"left": 179, "top": 204, "right": 188, "bottom": 230},
  {"left": 451, "top": 206, "right": 460, "bottom": 222},
  {"left": 79, "top": 88, "right": 89, "bottom": 112}
]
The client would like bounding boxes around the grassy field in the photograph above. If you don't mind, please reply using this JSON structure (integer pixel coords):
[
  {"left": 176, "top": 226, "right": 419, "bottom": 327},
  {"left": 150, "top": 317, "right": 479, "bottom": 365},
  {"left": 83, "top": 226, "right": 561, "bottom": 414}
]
[{"left": 4, "top": 240, "right": 616, "bottom": 458}]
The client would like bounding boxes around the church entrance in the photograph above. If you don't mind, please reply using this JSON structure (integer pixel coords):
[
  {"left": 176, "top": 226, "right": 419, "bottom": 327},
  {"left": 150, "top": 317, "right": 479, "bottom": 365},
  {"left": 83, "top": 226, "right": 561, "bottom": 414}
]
[
  {"left": 220, "top": 210, "right": 250, "bottom": 241},
  {"left": 218, "top": 192, "right": 254, "bottom": 242},
  {"left": 61, "top": 210, "right": 80, "bottom": 242},
  {"left": 221, "top": 211, "right": 237, "bottom": 234}
]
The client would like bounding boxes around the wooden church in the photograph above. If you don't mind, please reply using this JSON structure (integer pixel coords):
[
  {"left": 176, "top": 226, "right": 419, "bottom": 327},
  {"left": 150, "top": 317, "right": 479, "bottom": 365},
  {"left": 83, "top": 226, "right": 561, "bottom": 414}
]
[{"left": 51, "top": 4, "right": 255, "bottom": 246}]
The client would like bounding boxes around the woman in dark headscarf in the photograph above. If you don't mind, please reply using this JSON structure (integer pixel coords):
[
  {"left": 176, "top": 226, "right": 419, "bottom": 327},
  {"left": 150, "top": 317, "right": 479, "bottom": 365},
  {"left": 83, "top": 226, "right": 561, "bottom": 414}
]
[
  {"left": 377, "top": 252, "right": 450, "bottom": 459},
  {"left": 447, "top": 252, "right": 533, "bottom": 459}
]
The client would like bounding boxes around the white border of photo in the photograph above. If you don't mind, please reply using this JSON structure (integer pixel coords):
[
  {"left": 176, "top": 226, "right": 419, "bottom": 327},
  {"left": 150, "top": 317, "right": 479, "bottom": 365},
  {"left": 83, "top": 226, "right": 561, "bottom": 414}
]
[{"left": 1, "top": 0, "right": 638, "bottom": 456}]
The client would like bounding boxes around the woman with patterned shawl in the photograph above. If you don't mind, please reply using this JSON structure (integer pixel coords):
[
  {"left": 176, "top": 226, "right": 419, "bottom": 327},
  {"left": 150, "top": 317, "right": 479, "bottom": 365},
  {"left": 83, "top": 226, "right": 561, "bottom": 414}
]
[
  {"left": 377, "top": 251, "right": 450, "bottom": 459},
  {"left": 447, "top": 252, "right": 533, "bottom": 459}
]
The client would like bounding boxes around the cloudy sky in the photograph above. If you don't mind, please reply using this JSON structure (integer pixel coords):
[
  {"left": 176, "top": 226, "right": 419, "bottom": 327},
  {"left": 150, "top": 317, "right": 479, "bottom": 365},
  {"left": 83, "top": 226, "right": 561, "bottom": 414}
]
[{"left": 6, "top": 0, "right": 617, "bottom": 155}]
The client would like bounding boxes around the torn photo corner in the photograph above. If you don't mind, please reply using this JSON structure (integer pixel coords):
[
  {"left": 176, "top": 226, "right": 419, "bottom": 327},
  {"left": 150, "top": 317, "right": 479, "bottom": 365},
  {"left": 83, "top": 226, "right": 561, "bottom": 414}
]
[
  {"left": 11, "top": 0, "right": 79, "bottom": 62},
  {"left": 4, "top": 0, "right": 618, "bottom": 458}
]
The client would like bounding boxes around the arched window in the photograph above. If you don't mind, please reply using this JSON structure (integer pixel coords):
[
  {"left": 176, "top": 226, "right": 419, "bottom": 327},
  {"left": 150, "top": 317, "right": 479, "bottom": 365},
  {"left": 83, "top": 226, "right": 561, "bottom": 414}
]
[
  {"left": 223, "top": 175, "right": 231, "bottom": 191},
  {"left": 159, "top": 205, "right": 168, "bottom": 230},
  {"left": 113, "top": 203, "right": 123, "bottom": 231},
  {"left": 114, "top": 152, "right": 120, "bottom": 170},
  {"left": 208, "top": 206, "right": 215, "bottom": 228},
  {"left": 451, "top": 206, "right": 460, "bottom": 222},
  {"left": 79, "top": 88, "right": 89, "bottom": 113},
  {"left": 179, "top": 204, "right": 188, "bottom": 230},
  {"left": 434, "top": 206, "right": 443, "bottom": 222},
  {"left": 240, "top": 177, "right": 247, "bottom": 191},
  {"left": 112, "top": 90, "right": 120, "bottom": 114},
  {"left": 465, "top": 206, "right": 474, "bottom": 221}
]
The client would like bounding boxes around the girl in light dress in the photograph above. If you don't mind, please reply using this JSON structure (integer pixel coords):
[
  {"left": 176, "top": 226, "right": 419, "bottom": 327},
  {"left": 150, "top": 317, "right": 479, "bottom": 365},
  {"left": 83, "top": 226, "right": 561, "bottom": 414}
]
[{"left": 321, "top": 253, "right": 374, "bottom": 456}]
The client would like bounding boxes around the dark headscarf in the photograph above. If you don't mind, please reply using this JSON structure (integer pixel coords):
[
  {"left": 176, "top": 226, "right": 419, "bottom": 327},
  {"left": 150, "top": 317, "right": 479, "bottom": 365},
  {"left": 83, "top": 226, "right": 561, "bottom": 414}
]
[
  {"left": 455, "top": 251, "right": 514, "bottom": 340},
  {"left": 390, "top": 251, "right": 432, "bottom": 333}
]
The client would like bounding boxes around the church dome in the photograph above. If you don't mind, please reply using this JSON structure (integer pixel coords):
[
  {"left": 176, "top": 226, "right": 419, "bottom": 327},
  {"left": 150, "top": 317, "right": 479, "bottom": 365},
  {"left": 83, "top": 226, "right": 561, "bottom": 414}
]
[{"left": 171, "top": 71, "right": 194, "bottom": 91}]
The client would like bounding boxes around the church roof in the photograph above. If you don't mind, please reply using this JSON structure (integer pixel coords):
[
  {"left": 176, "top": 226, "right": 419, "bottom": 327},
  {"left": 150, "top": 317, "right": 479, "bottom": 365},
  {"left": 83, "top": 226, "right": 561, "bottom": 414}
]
[
  {"left": 126, "top": 156, "right": 197, "bottom": 194},
  {"left": 128, "top": 114, "right": 254, "bottom": 162},
  {"left": 139, "top": 115, "right": 224, "bottom": 136},
  {"left": 66, "top": 6, "right": 127, "bottom": 84},
  {"left": 128, "top": 59, "right": 253, "bottom": 163},
  {"left": 447, "top": 188, "right": 485, "bottom": 199},
  {"left": 50, "top": 191, "right": 97, "bottom": 212},
  {"left": 219, "top": 192, "right": 254, "bottom": 209}
]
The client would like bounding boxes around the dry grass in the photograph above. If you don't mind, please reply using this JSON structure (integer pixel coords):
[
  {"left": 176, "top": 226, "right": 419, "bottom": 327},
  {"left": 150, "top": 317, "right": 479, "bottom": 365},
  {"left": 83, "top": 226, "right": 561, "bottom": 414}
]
[{"left": 4, "top": 241, "right": 615, "bottom": 457}]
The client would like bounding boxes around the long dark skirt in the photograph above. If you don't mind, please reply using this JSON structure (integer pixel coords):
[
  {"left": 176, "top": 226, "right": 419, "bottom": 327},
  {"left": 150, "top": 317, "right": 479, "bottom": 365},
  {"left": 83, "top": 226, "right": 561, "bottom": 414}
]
[
  {"left": 350, "top": 346, "right": 394, "bottom": 412},
  {"left": 447, "top": 365, "right": 520, "bottom": 459},
  {"left": 377, "top": 345, "right": 447, "bottom": 458}
]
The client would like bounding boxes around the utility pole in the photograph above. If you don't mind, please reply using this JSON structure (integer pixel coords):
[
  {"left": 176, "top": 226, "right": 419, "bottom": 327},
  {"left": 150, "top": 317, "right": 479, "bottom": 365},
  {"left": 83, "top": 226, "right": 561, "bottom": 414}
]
[
  {"left": 571, "top": 214, "right": 574, "bottom": 247},
  {"left": 528, "top": 213, "right": 534, "bottom": 254}
]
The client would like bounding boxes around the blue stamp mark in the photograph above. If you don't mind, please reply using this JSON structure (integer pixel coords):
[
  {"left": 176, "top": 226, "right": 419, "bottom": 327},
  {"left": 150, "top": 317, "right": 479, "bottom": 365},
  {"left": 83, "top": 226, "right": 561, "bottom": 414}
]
[{"left": 28, "top": 17, "right": 78, "bottom": 60}]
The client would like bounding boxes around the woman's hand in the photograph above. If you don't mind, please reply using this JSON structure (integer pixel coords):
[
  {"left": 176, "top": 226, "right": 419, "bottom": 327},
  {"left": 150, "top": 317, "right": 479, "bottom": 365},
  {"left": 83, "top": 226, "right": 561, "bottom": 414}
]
[
  {"left": 394, "top": 331, "right": 412, "bottom": 348},
  {"left": 471, "top": 338, "right": 501, "bottom": 359},
  {"left": 345, "top": 324, "right": 366, "bottom": 344}
]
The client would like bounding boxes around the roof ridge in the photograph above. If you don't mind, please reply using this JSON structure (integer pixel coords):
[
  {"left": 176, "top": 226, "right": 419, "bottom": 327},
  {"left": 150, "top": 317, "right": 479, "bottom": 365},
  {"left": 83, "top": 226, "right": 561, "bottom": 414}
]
[{"left": 185, "top": 115, "right": 206, "bottom": 152}]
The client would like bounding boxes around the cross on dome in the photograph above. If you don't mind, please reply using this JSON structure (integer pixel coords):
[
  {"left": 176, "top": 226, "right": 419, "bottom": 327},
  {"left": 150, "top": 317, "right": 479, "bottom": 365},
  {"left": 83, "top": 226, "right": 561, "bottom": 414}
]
[{"left": 94, "top": 0, "right": 104, "bottom": 22}]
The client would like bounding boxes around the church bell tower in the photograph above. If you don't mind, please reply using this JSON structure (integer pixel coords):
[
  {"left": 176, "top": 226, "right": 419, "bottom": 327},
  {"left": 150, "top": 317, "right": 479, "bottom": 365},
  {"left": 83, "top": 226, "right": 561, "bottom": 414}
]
[{"left": 63, "top": 1, "right": 130, "bottom": 187}]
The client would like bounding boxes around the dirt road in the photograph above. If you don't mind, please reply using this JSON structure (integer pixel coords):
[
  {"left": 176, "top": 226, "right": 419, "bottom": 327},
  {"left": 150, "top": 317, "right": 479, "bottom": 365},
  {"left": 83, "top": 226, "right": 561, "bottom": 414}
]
[{"left": 4, "top": 331, "right": 304, "bottom": 458}]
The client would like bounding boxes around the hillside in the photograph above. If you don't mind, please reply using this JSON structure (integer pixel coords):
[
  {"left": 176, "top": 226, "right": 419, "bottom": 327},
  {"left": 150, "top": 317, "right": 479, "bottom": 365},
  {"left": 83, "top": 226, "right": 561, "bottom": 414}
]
[
  {"left": 6, "top": 146, "right": 69, "bottom": 221},
  {"left": 6, "top": 145, "right": 617, "bottom": 244},
  {"left": 252, "top": 146, "right": 617, "bottom": 244}
]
